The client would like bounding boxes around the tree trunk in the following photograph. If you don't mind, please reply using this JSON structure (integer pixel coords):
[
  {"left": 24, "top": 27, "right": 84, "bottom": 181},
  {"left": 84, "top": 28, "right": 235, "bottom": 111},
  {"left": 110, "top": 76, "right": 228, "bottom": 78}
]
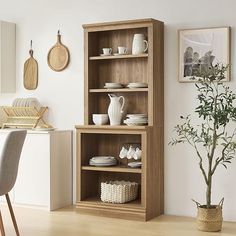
[{"left": 206, "top": 175, "right": 212, "bottom": 208}]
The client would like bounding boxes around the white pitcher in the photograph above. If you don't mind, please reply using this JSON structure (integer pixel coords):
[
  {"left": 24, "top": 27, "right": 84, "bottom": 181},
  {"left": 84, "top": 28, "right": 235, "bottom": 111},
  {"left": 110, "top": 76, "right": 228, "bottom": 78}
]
[
  {"left": 132, "top": 34, "right": 148, "bottom": 55},
  {"left": 108, "top": 94, "right": 125, "bottom": 126}
]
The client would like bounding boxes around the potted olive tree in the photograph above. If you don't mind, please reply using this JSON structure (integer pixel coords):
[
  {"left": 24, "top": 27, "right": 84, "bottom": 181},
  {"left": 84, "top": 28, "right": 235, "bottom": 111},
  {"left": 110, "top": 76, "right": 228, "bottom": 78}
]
[{"left": 170, "top": 64, "right": 236, "bottom": 232}]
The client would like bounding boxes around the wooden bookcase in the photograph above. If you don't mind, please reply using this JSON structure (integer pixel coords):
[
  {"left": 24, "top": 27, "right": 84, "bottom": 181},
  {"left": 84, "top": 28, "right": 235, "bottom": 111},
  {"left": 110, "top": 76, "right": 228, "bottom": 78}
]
[{"left": 75, "top": 19, "right": 164, "bottom": 221}]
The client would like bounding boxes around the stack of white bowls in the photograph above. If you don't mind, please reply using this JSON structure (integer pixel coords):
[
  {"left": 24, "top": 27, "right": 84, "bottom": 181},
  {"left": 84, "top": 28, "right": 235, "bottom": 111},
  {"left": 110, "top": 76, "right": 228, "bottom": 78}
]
[
  {"left": 124, "top": 114, "right": 148, "bottom": 126},
  {"left": 127, "top": 82, "right": 148, "bottom": 88},
  {"left": 104, "top": 82, "right": 123, "bottom": 89},
  {"left": 89, "top": 156, "right": 117, "bottom": 167}
]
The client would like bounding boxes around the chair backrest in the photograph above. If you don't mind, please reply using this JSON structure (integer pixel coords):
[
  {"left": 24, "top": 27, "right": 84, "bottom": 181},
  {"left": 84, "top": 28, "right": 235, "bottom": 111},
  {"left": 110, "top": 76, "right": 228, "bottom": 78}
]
[{"left": 0, "top": 130, "right": 27, "bottom": 196}]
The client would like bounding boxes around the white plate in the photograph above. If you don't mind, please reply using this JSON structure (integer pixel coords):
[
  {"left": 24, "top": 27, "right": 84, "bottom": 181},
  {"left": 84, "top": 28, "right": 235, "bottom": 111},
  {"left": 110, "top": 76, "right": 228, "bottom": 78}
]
[
  {"left": 90, "top": 156, "right": 116, "bottom": 164},
  {"left": 126, "top": 114, "right": 148, "bottom": 118},
  {"left": 12, "top": 98, "right": 18, "bottom": 107},
  {"left": 104, "top": 86, "right": 123, "bottom": 89},
  {"left": 128, "top": 162, "right": 142, "bottom": 168},
  {"left": 89, "top": 163, "right": 117, "bottom": 167},
  {"left": 105, "top": 82, "right": 122, "bottom": 85}
]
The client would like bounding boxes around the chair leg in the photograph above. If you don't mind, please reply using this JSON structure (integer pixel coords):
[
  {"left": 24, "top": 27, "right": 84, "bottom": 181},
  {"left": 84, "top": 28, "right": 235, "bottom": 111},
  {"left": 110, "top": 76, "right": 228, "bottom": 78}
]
[
  {"left": 0, "top": 210, "right": 5, "bottom": 236},
  {"left": 5, "top": 194, "right": 20, "bottom": 236}
]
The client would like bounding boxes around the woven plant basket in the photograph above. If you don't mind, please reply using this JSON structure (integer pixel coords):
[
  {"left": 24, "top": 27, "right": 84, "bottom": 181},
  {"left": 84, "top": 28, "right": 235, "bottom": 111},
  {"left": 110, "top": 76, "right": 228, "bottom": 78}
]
[
  {"left": 101, "top": 180, "right": 138, "bottom": 204},
  {"left": 194, "top": 198, "right": 224, "bottom": 232}
]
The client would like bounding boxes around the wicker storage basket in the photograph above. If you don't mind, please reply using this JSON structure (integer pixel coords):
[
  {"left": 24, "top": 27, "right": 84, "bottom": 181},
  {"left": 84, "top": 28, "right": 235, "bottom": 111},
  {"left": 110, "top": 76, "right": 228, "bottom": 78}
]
[
  {"left": 101, "top": 180, "right": 138, "bottom": 204},
  {"left": 194, "top": 199, "right": 224, "bottom": 232}
]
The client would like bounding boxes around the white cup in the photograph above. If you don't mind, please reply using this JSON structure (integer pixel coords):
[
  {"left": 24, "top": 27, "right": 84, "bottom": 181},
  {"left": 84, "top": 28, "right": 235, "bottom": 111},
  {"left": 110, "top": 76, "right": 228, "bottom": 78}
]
[
  {"left": 102, "top": 48, "right": 112, "bottom": 55},
  {"left": 118, "top": 46, "right": 127, "bottom": 55}
]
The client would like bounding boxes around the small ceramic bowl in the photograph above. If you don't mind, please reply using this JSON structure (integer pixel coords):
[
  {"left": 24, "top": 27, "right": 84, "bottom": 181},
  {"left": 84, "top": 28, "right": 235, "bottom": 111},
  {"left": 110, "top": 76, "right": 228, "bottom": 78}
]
[{"left": 92, "top": 114, "right": 109, "bottom": 125}]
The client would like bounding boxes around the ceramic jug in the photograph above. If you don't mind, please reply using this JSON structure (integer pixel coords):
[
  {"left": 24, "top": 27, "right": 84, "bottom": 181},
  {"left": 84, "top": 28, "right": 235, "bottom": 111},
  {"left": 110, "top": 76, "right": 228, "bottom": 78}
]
[
  {"left": 108, "top": 94, "right": 125, "bottom": 126},
  {"left": 132, "top": 34, "right": 148, "bottom": 55}
]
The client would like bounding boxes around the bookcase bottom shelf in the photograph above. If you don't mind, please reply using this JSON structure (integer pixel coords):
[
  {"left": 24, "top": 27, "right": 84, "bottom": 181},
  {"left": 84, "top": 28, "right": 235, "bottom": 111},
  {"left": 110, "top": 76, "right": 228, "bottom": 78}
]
[{"left": 76, "top": 196, "right": 146, "bottom": 221}]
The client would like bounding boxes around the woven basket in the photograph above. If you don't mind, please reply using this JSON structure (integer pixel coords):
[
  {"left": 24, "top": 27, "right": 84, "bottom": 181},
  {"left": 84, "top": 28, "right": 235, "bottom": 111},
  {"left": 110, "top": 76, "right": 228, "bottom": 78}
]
[
  {"left": 101, "top": 180, "right": 138, "bottom": 204},
  {"left": 194, "top": 198, "right": 224, "bottom": 232}
]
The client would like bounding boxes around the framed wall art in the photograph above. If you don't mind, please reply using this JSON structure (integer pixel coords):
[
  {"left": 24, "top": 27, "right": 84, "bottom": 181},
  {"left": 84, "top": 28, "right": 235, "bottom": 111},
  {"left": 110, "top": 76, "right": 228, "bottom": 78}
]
[{"left": 178, "top": 27, "right": 231, "bottom": 82}]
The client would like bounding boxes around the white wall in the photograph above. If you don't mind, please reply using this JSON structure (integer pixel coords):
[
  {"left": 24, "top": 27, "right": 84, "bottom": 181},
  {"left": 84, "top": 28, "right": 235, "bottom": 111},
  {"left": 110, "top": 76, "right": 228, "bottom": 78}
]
[{"left": 0, "top": 0, "right": 235, "bottom": 221}]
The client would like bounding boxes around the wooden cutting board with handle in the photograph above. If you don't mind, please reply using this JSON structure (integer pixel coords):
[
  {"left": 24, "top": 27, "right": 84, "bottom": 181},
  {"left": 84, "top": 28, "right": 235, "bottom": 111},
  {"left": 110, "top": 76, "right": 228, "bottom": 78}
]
[
  {"left": 47, "top": 30, "right": 70, "bottom": 72},
  {"left": 24, "top": 41, "right": 38, "bottom": 90}
]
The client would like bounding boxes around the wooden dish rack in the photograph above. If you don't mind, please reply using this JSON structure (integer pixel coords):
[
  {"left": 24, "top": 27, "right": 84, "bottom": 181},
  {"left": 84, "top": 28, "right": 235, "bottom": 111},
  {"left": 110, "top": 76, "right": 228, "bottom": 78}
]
[{"left": 1, "top": 106, "right": 49, "bottom": 129}]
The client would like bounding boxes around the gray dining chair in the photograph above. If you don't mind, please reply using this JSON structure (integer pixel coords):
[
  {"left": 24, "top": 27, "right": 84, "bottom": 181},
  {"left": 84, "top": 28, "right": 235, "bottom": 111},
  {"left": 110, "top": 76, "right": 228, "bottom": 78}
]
[{"left": 0, "top": 130, "right": 27, "bottom": 236}]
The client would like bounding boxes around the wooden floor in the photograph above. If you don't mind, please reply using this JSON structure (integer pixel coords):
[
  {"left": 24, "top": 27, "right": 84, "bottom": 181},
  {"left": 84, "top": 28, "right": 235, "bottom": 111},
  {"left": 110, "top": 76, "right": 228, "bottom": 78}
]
[{"left": 0, "top": 206, "right": 235, "bottom": 236}]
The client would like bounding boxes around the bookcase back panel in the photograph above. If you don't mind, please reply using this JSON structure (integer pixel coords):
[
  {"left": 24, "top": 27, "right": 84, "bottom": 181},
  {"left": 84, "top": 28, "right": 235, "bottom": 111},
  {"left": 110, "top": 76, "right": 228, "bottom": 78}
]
[
  {"left": 88, "top": 92, "right": 148, "bottom": 125},
  {"left": 88, "top": 27, "right": 148, "bottom": 56},
  {"left": 95, "top": 59, "right": 147, "bottom": 88},
  {"left": 81, "top": 171, "right": 141, "bottom": 201},
  {"left": 81, "top": 133, "right": 141, "bottom": 166}
]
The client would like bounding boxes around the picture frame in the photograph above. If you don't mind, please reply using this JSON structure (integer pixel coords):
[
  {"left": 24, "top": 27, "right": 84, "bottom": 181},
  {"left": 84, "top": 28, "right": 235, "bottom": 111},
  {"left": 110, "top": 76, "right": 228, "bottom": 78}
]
[{"left": 178, "top": 27, "right": 231, "bottom": 82}]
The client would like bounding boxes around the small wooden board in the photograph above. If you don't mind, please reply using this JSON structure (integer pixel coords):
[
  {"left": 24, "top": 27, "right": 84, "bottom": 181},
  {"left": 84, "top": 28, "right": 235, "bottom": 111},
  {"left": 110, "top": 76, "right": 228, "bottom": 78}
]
[
  {"left": 47, "top": 31, "right": 70, "bottom": 71},
  {"left": 24, "top": 49, "right": 38, "bottom": 90}
]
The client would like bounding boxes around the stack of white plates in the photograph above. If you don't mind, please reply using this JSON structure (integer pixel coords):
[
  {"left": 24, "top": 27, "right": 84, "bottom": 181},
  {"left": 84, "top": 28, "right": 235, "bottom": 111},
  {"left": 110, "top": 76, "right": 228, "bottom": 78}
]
[
  {"left": 127, "top": 82, "right": 148, "bottom": 88},
  {"left": 12, "top": 98, "right": 40, "bottom": 108},
  {"left": 124, "top": 114, "right": 148, "bottom": 126},
  {"left": 89, "top": 156, "right": 117, "bottom": 167},
  {"left": 104, "top": 83, "right": 123, "bottom": 89}
]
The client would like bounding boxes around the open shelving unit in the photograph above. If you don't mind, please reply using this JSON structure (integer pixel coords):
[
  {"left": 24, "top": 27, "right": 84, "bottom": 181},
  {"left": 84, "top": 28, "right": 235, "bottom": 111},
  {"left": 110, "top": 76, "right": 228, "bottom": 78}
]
[{"left": 75, "top": 18, "right": 164, "bottom": 221}]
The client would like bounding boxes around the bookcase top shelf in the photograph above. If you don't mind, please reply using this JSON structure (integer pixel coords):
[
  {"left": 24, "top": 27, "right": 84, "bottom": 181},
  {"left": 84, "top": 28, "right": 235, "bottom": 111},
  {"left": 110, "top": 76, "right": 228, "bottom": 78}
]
[
  {"left": 83, "top": 18, "right": 163, "bottom": 31},
  {"left": 89, "top": 54, "right": 148, "bottom": 60}
]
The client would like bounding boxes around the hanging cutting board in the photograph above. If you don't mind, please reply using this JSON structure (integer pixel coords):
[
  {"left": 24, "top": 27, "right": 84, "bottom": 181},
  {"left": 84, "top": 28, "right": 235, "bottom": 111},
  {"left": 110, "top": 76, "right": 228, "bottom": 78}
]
[
  {"left": 47, "top": 30, "right": 70, "bottom": 72},
  {"left": 24, "top": 41, "right": 38, "bottom": 90}
]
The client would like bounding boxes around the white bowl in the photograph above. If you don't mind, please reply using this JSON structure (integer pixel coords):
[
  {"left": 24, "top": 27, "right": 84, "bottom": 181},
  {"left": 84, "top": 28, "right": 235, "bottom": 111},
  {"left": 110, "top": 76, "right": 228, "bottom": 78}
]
[{"left": 92, "top": 114, "right": 109, "bottom": 125}]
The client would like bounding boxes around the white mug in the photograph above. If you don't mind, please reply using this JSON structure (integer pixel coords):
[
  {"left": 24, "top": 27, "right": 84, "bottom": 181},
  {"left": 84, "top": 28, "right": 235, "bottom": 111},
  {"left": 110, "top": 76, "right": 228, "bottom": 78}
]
[
  {"left": 118, "top": 46, "right": 127, "bottom": 55},
  {"left": 132, "top": 34, "right": 148, "bottom": 55},
  {"left": 103, "top": 48, "right": 112, "bottom": 55}
]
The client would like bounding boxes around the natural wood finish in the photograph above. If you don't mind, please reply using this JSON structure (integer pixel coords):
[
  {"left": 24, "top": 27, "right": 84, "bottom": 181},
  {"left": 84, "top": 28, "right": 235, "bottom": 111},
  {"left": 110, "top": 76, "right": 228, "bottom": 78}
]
[
  {"left": 5, "top": 193, "right": 20, "bottom": 236},
  {"left": 89, "top": 53, "right": 148, "bottom": 60},
  {"left": 0, "top": 210, "right": 5, "bottom": 236},
  {"left": 23, "top": 48, "right": 38, "bottom": 90},
  {"left": 77, "top": 18, "right": 164, "bottom": 221},
  {"left": 89, "top": 88, "right": 148, "bottom": 93},
  {"left": 75, "top": 125, "right": 148, "bottom": 130},
  {"left": 47, "top": 31, "right": 70, "bottom": 72},
  {"left": 82, "top": 165, "right": 142, "bottom": 173},
  {"left": 1, "top": 206, "right": 236, "bottom": 236},
  {"left": 1, "top": 106, "right": 49, "bottom": 129}
]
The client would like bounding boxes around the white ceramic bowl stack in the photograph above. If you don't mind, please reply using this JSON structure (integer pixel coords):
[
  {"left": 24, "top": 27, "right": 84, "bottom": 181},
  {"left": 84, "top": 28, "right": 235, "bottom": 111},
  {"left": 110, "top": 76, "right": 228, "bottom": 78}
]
[
  {"left": 104, "top": 82, "right": 123, "bottom": 89},
  {"left": 92, "top": 114, "right": 109, "bottom": 125},
  {"left": 89, "top": 156, "right": 117, "bottom": 166},
  {"left": 124, "top": 114, "right": 148, "bottom": 126}
]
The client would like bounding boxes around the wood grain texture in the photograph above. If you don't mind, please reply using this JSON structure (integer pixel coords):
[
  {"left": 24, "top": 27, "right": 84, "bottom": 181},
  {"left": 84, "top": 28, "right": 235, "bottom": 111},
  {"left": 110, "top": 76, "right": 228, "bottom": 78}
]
[
  {"left": 77, "top": 18, "right": 164, "bottom": 221},
  {"left": 0, "top": 210, "right": 5, "bottom": 236},
  {"left": 47, "top": 33, "right": 70, "bottom": 72},
  {"left": 5, "top": 194, "right": 20, "bottom": 236},
  {"left": 23, "top": 50, "right": 38, "bottom": 90},
  {"left": 1, "top": 206, "right": 236, "bottom": 236}
]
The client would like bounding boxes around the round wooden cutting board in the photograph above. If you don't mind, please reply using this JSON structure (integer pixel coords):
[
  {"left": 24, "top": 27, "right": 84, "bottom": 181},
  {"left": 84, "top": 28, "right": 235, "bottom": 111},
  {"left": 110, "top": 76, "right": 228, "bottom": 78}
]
[
  {"left": 24, "top": 46, "right": 38, "bottom": 90},
  {"left": 47, "top": 31, "right": 70, "bottom": 72}
]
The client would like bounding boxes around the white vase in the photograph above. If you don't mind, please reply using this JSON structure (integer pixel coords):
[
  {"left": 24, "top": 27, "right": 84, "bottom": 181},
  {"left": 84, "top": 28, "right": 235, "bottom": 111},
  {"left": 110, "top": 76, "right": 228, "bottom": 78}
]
[
  {"left": 132, "top": 34, "right": 148, "bottom": 55},
  {"left": 108, "top": 94, "right": 125, "bottom": 126}
]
